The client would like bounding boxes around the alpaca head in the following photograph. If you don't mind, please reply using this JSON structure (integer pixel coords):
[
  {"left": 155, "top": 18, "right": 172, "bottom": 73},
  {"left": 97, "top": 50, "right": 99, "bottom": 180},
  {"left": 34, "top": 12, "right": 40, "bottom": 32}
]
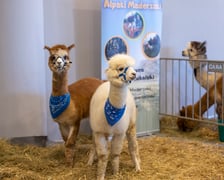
[
  {"left": 182, "top": 41, "right": 206, "bottom": 58},
  {"left": 177, "top": 106, "right": 199, "bottom": 132},
  {"left": 105, "top": 54, "right": 136, "bottom": 87},
  {"left": 44, "top": 44, "right": 75, "bottom": 73}
]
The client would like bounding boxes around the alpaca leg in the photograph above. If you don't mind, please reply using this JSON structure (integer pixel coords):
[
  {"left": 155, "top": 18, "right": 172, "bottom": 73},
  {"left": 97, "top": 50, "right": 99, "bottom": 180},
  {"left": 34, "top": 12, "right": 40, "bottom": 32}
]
[
  {"left": 216, "top": 103, "right": 224, "bottom": 119},
  {"left": 126, "top": 123, "right": 141, "bottom": 171},
  {"left": 111, "top": 133, "right": 125, "bottom": 174},
  {"left": 87, "top": 145, "right": 96, "bottom": 166},
  {"left": 94, "top": 132, "right": 108, "bottom": 180},
  {"left": 65, "top": 122, "right": 80, "bottom": 167},
  {"left": 87, "top": 134, "right": 97, "bottom": 166},
  {"left": 59, "top": 124, "right": 75, "bottom": 166},
  {"left": 59, "top": 124, "right": 69, "bottom": 142}
]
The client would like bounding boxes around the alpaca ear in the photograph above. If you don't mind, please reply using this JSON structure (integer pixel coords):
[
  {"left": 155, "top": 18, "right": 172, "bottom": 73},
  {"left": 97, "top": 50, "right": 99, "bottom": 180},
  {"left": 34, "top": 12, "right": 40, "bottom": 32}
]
[
  {"left": 199, "top": 41, "right": 207, "bottom": 53},
  {"left": 105, "top": 68, "right": 109, "bottom": 74},
  {"left": 44, "top": 45, "right": 51, "bottom": 52},
  {"left": 199, "top": 41, "right": 206, "bottom": 48},
  {"left": 68, "top": 44, "right": 75, "bottom": 51},
  {"left": 105, "top": 68, "right": 112, "bottom": 78}
]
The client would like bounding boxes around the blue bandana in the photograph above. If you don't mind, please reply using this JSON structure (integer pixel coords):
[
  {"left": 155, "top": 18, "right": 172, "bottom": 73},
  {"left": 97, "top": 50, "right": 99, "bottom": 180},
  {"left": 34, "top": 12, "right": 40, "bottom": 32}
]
[
  {"left": 104, "top": 98, "right": 126, "bottom": 126},
  {"left": 49, "top": 93, "right": 70, "bottom": 119}
]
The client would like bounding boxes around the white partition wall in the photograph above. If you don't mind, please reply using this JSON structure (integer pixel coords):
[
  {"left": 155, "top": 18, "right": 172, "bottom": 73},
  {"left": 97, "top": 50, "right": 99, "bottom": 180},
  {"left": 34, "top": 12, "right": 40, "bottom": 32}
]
[{"left": 0, "top": 0, "right": 46, "bottom": 137}]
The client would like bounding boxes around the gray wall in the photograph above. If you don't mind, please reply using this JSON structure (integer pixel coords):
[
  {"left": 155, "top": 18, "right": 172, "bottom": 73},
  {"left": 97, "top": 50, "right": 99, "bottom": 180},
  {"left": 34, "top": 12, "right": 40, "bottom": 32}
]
[{"left": 161, "top": 0, "right": 224, "bottom": 59}]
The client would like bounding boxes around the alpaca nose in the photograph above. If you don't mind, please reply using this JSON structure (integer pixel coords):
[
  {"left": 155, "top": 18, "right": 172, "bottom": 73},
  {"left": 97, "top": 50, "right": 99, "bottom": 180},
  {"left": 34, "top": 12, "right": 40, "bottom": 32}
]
[
  {"left": 57, "top": 58, "right": 63, "bottom": 65},
  {"left": 57, "top": 58, "right": 62, "bottom": 63},
  {"left": 131, "top": 72, "right": 136, "bottom": 80},
  {"left": 182, "top": 51, "right": 187, "bottom": 56}
]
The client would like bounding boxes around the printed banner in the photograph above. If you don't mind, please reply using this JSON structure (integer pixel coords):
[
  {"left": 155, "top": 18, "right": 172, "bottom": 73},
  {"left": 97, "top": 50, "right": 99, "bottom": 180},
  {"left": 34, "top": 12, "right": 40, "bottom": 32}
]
[{"left": 101, "top": 0, "right": 162, "bottom": 134}]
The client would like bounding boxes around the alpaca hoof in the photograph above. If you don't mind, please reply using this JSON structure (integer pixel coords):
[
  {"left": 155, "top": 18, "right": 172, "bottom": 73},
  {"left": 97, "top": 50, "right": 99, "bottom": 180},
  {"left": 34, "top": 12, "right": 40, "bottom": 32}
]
[
  {"left": 112, "top": 168, "right": 119, "bottom": 175},
  {"left": 97, "top": 175, "right": 105, "bottom": 180},
  {"left": 135, "top": 162, "right": 141, "bottom": 172},
  {"left": 65, "top": 159, "right": 74, "bottom": 167},
  {"left": 65, "top": 148, "right": 75, "bottom": 167},
  {"left": 65, "top": 154, "right": 74, "bottom": 167},
  {"left": 87, "top": 148, "right": 97, "bottom": 166},
  {"left": 136, "top": 167, "right": 142, "bottom": 172},
  {"left": 87, "top": 159, "right": 93, "bottom": 166}
]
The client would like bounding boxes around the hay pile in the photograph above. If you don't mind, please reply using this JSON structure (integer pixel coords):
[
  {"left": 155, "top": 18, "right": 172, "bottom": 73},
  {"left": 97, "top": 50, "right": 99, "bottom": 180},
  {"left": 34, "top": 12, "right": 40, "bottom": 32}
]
[
  {"left": 160, "top": 115, "right": 219, "bottom": 141},
  {"left": 1, "top": 132, "right": 224, "bottom": 179}
]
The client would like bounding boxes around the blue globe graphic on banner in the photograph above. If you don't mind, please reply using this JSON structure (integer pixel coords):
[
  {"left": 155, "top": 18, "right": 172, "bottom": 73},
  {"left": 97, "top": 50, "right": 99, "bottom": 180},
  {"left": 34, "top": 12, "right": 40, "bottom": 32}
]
[
  {"left": 105, "top": 36, "right": 128, "bottom": 60},
  {"left": 123, "top": 11, "right": 144, "bottom": 39},
  {"left": 143, "top": 33, "right": 161, "bottom": 59}
]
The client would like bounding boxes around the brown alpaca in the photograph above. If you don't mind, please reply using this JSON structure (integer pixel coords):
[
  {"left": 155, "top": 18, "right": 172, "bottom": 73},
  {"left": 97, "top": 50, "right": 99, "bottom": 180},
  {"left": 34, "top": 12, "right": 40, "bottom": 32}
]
[
  {"left": 44, "top": 44, "right": 103, "bottom": 166},
  {"left": 177, "top": 76, "right": 223, "bottom": 131}
]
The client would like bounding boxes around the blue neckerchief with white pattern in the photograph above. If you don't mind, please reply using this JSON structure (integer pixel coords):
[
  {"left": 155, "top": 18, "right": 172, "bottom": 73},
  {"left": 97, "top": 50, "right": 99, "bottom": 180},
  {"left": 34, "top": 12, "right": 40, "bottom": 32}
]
[
  {"left": 104, "top": 98, "right": 126, "bottom": 126},
  {"left": 49, "top": 93, "right": 70, "bottom": 119}
]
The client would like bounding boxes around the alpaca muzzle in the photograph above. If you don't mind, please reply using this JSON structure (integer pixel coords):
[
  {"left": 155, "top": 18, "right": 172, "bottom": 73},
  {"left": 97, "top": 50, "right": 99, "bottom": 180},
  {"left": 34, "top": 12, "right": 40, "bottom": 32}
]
[
  {"left": 56, "top": 57, "right": 65, "bottom": 68},
  {"left": 118, "top": 66, "right": 136, "bottom": 83},
  {"left": 51, "top": 54, "right": 72, "bottom": 70},
  {"left": 130, "top": 72, "right": 136, "bottom": 80},
  {"left": 182, "top": 50, "right": 188, "bottom": 57}
]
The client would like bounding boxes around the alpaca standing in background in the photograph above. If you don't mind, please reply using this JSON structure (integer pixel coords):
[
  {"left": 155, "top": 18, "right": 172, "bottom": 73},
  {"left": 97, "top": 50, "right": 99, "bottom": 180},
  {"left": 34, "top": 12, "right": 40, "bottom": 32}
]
[
  {"left": 178, "top": 76, "right": 223, "bottom": 131},
  {"left": 178, "top": 41, "right": 223, "bottom": 131},
  {"left": 87, "top": 54, "right": 141, "bottom": 180},
  {"left": 44, "top": 44, "right": 103, "bottom": 166},
  {"left": 182, "top": 41, "right": 222, "bottom": 89}
]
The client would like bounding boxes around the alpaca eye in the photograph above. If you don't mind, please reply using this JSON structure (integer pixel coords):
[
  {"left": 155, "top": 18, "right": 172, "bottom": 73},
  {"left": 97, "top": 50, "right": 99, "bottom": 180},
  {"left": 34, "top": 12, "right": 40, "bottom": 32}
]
[
  {"left": 50, "top": 55, "right": 56, "bottom": 61},
  {"left": 63, "top": 55, "right": 68, "bottom": 60},
  {"left": 118, "top": 67, "right": 124, "bottom": 71},
  {"left": 189, "top": 49, "right": 193, "bottom": 52}
]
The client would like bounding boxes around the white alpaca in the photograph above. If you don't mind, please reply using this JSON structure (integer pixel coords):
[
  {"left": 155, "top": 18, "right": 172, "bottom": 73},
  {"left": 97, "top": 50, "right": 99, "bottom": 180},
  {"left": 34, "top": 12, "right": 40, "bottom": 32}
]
[
  {"left": 88, "top": 54, "right": 141, "bottom": 180},
  {"left": 182, "top": 41, "right": 222, "bottom": 89}
]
